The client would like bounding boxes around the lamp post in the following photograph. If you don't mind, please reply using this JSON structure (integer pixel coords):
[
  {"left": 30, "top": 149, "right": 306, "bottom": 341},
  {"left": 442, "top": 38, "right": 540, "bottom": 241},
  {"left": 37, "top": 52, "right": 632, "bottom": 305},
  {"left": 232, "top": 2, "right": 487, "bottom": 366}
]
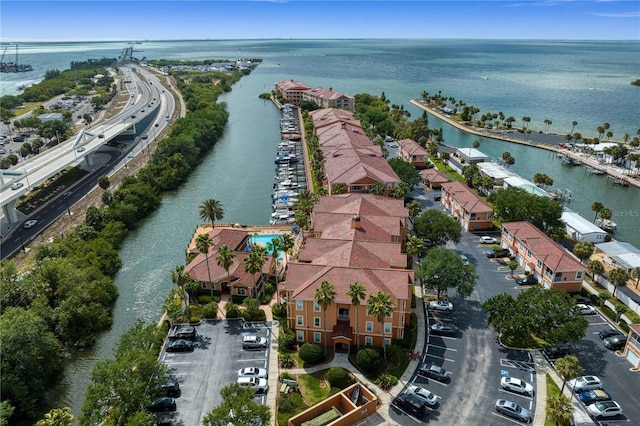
[
  {"left": 18, "top": 231, "right": 25, "bottom": 253},
  {"left": 63, "top": 192, "right": 72, "bottom": 216},
  {"left": 23, "top": 167, "right": 30, "bottom": 189}
]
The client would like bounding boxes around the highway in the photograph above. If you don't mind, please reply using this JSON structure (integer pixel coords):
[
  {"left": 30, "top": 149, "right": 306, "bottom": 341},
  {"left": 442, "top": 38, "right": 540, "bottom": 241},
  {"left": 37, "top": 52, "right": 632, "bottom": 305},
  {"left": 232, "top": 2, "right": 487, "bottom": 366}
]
[{"left": 0, "top": 64, "right": 177, "bottom": 259}]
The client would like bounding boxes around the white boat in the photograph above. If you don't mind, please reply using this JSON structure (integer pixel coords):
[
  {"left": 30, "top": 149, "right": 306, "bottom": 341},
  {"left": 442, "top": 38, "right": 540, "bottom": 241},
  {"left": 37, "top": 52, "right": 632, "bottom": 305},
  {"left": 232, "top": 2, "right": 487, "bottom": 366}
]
[{"left": 595, "top": 218, "right": 617, "bottom": 231}]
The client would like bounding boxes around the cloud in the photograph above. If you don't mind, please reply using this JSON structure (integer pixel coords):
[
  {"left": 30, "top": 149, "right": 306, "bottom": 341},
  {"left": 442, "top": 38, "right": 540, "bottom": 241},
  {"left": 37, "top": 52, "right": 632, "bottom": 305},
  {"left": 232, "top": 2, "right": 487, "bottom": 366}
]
[{"left": 591, "top": 11, "right": 640, "bottom": 17}]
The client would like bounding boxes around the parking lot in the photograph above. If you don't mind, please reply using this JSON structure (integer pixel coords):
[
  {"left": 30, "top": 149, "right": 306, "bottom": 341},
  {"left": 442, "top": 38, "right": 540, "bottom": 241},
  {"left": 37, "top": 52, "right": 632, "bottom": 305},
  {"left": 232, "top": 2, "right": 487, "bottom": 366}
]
[
  {"left": 155, "top": 319, "right": 272, "bottom": 425},
  {"left": 571, "top": 311, "right": 638, "bottom": 425}
]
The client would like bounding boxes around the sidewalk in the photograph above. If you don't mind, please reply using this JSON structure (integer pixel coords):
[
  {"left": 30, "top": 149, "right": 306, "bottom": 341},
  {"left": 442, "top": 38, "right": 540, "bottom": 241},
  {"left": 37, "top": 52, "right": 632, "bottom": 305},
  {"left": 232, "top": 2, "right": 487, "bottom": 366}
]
[{"left": 275, "top": 284, "right": 426, "bottom": 424}]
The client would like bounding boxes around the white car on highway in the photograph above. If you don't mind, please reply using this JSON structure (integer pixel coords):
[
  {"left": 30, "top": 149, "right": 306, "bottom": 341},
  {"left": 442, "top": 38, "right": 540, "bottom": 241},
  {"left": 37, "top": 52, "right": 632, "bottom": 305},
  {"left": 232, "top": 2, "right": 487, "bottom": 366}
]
[{"left": 23, "top": 220, "right": 38, "bottom": 229}]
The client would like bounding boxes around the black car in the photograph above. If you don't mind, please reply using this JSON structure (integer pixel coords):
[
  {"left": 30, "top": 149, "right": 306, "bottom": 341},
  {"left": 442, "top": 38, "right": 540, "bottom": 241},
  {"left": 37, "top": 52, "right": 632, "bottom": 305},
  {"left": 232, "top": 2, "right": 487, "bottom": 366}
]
[
  {"left": 163, "top": 379, "right": 181, "bottom": 398},
  {"left": 599, "top": 328, "right": 623, "bottom": 340},
  {"left": 146, "top": 397, "right": 176, "bottom": 413},
  {"left": 485, "top": 248, "right": 510, "bottom": 259},
  {"left": 574, "top": 295, "right": 592, "bottom": 305},
  {"left": 515, "top": 275, "right": 538, "bottom": 286},
  {"left": 543, "top": 343, "right": 571, "bottom": 359},
  {"left": 603, "top": 335, "right": 627, "bottom": 350},
  {"left": 166, "top": 339, "right": 194, "bottom": 353},
  {"left": 417, "top": 362, "right": 449, "bottom": 382},
  {"left": 395, "top": 393, "right": 427, "bottom": 417},
  {"left": 170, "top": 325, "right": 197, "bottom": 341},
  {"left": 433, "top": 194, "right": 442, "bottom": 201},
  {"left": 430, "top": 323, "right": 457, "bottom": 337}
]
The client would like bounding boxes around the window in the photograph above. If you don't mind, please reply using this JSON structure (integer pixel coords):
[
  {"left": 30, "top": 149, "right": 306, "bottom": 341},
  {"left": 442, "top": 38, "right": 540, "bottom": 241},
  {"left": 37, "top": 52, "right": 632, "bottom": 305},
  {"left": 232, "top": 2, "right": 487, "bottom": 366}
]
[
  {"left": 384, "top": 338, "right": 391, "bottom": 347},
  {"left": 365, "top": 337, "right": 373, "bottom": 346},
  {"left": 384, "top": 323, "right": 391, "bottom": 334},
  {"left": 527, "top": 249, "right": 532, "bottom": 258},
  {"left": 519, "top": 242, "right": 525, "bottom": 251},
  {"left": 237, "top": 288, "right": 246, "bottom": 296},
  {"left": 537, "top": 260, "right": 543, "bottom": 269},
  {"left": 402, "top": 301, "right": 406, "bottom": 311},
  {"left": 201, "top": 282, "right": 207, "bottom": 289},
  {"left": 576, "top": 271, "right": 583, "bottom": 279},
  {"left": 297, "top": 316, "right": 303, "bottom": 326},
  {"left": 365, "top": 321, "right": 373, "bottom": 332},
  {"left": 297, "top": 331, "right": 304, "bottom": 341},
  {"left": 313, "top": 301, "right": 320, "bottom": 312},
  {"left": 296, "top": 300, "right": 303, "bottom": 311},
  {"left": 314, "top": 317, "right": 320, "bottom": 328},
  {"left": 314, "top": 332, "right": 321, "bottom": 343}
]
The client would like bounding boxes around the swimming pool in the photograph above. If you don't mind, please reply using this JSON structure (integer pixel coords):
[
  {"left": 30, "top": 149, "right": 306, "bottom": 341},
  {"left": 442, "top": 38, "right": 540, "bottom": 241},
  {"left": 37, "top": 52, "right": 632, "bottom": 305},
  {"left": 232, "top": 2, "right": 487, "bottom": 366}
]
[{"left": 249, "top": 233, "right": 284, "bottom": 260}]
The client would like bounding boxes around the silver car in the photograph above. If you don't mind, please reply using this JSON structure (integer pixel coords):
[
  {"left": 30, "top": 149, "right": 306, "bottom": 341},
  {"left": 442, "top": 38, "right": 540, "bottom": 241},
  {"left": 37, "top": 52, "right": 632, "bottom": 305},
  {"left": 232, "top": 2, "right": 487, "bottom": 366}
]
[
  {"left": 500, "top": 377, "right": 534, "bottom": 396},
  {"left": 568, "top": 375, "right": 602, "bottom": 392},
  {"left": 495, "top": 399, "right": 531, "bottom": 423},
  {"left": 406, "top": 384, "right": 437, "bottom": 406}
]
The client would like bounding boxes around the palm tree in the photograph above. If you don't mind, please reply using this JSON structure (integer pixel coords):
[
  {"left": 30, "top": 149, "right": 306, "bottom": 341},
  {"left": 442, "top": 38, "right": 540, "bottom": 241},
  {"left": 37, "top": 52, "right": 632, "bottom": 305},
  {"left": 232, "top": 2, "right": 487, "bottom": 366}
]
[
  {"left": 170, "top": 265, "right": 191, "bottom": 320},
  {"left": 590, "top": 201, "right": 604, "bottom": 223},
  {"left": 570, "top": 121, "right": 578, "bottom": 134},
  {"left": 554, "top": 355, "right": 583, "bottom": 394},
  {"left": 406, "top": 236, "right": 425, "bottom": 265},
  {"left": 547, "top": 393, "right": 573, "bottom": 424},
  {"left": 195, "top": 233, "right": 214, "bottom": 298},
  {"left": 587, "top": 260, "right": 604, "bottom": 284},
  {"left": 266, "top": 236, "right": 283, "bottom": 288},
  {"left": 366, "top": 291, "right": 395, "bottom": 359},
  {"left": 407, "top": 200, "right": 423, "bottom": 220},
  {"left": 314, "top": 281, "right": 337, "bottom": 355},
  {"left": 216, "top": 245, "right": 235, "bottom": 294},
  {"left": 243, "top": 247, "right": 266, "bottom": 297},
  {"left": 573, "top": 241, "right": 594, "bottom": 264},
  {"left": 346, "top": 282, "right": 367, "bottom": 351},
  {"left": 631, "top": 267, "right": 640, "bottom": 289},
  {"left": 608, "top": 267, "right": 629, "bottom": 298},
  {"left": 199, "top": 199, "right": 224, "bottom": 228},
  {"left": 279, "top": 234, "right": 295, "bottom": 263}
]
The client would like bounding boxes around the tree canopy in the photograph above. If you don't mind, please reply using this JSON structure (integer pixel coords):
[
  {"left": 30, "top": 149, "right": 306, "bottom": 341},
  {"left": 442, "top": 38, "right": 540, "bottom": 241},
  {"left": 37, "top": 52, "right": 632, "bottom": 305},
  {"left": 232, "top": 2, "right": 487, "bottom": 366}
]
[
  {"left": 416, "top": 247, "right": 477, "bottom": 299},
  {"left": 489, "top": 187, "right": 564, "bottom": 233},
  {"left": 387, "top": 157, "right": 422, "bottom": 189},
  {"left": 482, "top": 287, "right": 589, "bottom": 345},
  {"left": 202, "top": 383, "right": 271, "bottom": 426},
  {"left": 413, "top": 209, "right": 462, "bottom": 246}
]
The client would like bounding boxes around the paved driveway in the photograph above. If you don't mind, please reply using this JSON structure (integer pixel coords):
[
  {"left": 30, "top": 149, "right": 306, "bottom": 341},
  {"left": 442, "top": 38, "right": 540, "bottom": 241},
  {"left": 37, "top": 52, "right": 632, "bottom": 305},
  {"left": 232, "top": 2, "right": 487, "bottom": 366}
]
[{"left": 155, "top": 319, "right": 271, "bottom": 425}]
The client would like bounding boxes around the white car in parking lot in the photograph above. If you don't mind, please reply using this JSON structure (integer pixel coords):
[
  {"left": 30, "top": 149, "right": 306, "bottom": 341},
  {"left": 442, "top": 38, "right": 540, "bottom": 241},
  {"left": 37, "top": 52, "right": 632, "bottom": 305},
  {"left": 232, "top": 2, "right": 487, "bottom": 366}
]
[
  {"left": 568, "top": 375, "right": 602, "bottom": 392},
  {"left": 238, "top": 367, "right": 268, "bottom": 379},
  {"left": 577, "top": 304, "right": 596, "bottom": 315},
  {"left": 237, "top": 376, "right": 268, "bottom": 394},
  {"left": 405, "top": 384, "right": 437, "bottom": 406},
  {"left": 428, "top": 300, "right": 454, "bottom": 312},
  {"left": 479, "top": 236, "right": 497, "bottom": 244},
  {"left": 500, "top": 377, "right": 534, "bottom": 396}
]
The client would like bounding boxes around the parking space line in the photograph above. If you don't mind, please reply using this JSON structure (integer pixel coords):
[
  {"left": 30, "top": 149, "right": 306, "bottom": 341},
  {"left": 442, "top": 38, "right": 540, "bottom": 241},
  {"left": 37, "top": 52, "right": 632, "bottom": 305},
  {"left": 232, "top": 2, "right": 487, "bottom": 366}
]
[
  {"left": 424, "top": 353, "right": 456, "bottom": 363},
  {"left": 498, "top": 389, "right": 534, "bottom": 401},
  {"left": 390, "top": 403, "right": 422, "bottom": 423},
  {"left": 426, "top": 340, "right": 458, "bottom": 348},
  {"left": 491, "top": 411, "right": 526, "bottom": 424}
]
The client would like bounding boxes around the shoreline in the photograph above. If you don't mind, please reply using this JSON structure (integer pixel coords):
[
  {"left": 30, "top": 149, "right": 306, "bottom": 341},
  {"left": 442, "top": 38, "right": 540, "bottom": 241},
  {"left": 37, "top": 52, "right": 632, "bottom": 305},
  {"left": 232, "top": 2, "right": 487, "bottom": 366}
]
[{"left": 409, "top": 100, "right": 640, "bottom": 189}]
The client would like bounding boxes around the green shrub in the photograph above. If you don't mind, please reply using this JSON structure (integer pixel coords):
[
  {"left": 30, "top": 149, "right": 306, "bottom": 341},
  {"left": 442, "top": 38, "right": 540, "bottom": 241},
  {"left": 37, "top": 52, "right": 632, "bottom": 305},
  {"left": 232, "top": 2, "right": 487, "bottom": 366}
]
[
  {"left": 279, "top": 353, "right": 294, "bottom": 368},
  {"left": 201, "top": 302, "right": 218, "bottom": 319},
  {"left": 271, "top": 303, "right": 287, "bottom": 320},
  {"left": 374, "top": 373, "right": 398, "bottom": 390},
  {"left": 326, "top": 367, "right": 353, "bottom": 389},
  {"left": 601, "top": 305, "right": 615, "bottom": 320},
  {"left": 198, "top": 294, "right": 213, "bottom": 304},
  {"left": 618, "top": 321, "right": 630, "bottom": 333},
  {"left": 298, "top": 343, "right": 325, "bottom": 364},
  {"left": 280, "top": 371, "right": 294, "bottom": 381},
  {"left": 356, "top": 348, "right": 381, "bottom": 374},
  {"left": 278, "top": 392, "right": 303, "bottom": 414},
  {"left": 279, "top": 328, "right": 296, "bottom": 351},
  {"left": 231, "top": 295, "right": 246, "bottom": 305},
  {"left": 225, "top": 302, "right": 241, "bottom": 319}
]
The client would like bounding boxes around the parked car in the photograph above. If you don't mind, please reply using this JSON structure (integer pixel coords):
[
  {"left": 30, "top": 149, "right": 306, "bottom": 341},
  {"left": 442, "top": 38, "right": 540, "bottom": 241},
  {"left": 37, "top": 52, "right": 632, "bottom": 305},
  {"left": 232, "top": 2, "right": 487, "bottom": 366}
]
[
  {"left": 162, "top": 379, "right": 181, "bottom": 398},
  {"left": 23, "top": 220, "right": 38, "bottom": 229},
  {"left": 598, "top": 328, "right": 622, "bottom": 339},
  {"left": 417, "top": 362, "right": 449, "bottom": 382},
  {"left": 577, "top": 304, "right": 597, "bottom": 315},
  {"left": 515, "top": 275, "right": 538, "bottom": 286},
  {"left": 237, "top": 376, "right": 268, "bottom": 394},
  {"left": 145, "top": 397, "right": 176, "bottom": 413},
  {"left": 574, "top": 295, "right": 592, "bottom": 305},
  {"left": 495, "top": 399, "right": 531, "bottom": 423},
  {"left": 577, "top": 389, "right": 612, "bottom": 405},
  {"left": 433, "top": 194, "right": 442, "bottom": 201},
  {"left": 10, "top": 182, "right": 24, "bottom": 190},
  {"left": 568, "top": 375, "right": 602, "bottom": 392},
  {"left": 485, "top": 248, "right": 510, "bottom": 259},
  {"left": 603, "top": 335, "right": 627, "bottom": 350},
  {"left": 166, "top": 339, "right": 194, "bottom": 353},
  {"left": 406, "top": 384, "right": 437, "bottom": 406},
  {"left": 430, "top": 323, "right": 456, "bottom": 337},
  {"left": 542, "top": 343, "right": 571, "bottom": 359},
  {"left": 238, "top": 367, "right": 268, "bottom": 379},
  {"left": 479, "top": 236, "right": 497, "bottom": 244},
  {"left": 242, "top": 335, "right": 268, "bottom": 349},
  {"left": 394, "top": 393, "right": 427, "bottom": 417},
  {"left": 587, "top": 400, "right": 623, "bottom": 418},
  {"left": 459, "top": 254, "right": 470, "bottom": 265},
  {"left": 428, "top": 300, "right": 454, "bottom": 312},
  {"left": 170, "top": 325, "right": 197, "bottom": 341},
  {"left": 500, "top": 377, "right": 534, "bottom": 396}
]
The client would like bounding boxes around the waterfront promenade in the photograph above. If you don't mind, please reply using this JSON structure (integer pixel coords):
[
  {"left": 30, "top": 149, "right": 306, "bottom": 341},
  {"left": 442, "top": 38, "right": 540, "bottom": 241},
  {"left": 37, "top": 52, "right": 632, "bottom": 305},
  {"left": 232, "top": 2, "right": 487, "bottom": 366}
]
[{"left": 409, "top": 100, "right": 640, "bottom": 189}]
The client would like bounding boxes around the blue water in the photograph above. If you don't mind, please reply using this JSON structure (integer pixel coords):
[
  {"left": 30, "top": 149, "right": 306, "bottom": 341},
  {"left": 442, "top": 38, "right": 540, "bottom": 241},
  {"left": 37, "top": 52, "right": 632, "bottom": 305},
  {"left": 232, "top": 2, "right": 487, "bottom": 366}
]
[{"left": 250, "top": 233, "right": 284, "bottom": 260}]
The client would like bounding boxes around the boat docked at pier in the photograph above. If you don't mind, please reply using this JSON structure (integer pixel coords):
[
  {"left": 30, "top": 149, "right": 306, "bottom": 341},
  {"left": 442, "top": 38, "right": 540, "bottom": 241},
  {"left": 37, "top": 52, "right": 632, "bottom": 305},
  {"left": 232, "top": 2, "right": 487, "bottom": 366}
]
[{"left": 595, "top": 218, "right": 617, "bottom": 231}]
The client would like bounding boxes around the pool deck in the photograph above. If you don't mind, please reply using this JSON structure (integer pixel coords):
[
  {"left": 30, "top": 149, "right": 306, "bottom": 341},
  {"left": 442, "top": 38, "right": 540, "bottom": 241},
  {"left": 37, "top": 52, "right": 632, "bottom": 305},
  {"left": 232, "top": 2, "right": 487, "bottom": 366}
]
[{"left": 185, "top": 223, "right": 296, "bottom": 255}]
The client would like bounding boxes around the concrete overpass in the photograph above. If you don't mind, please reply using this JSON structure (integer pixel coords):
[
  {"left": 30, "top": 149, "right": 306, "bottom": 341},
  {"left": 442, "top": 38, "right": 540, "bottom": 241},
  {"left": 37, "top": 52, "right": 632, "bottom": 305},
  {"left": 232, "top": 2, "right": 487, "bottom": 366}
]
[{"left": 0, "top": 64, "right": 174, "bottom": 226}]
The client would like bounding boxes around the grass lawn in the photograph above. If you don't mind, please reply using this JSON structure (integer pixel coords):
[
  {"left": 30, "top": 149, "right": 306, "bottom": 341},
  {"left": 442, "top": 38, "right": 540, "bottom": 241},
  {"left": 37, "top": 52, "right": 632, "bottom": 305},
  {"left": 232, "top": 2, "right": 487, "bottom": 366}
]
[
  {"left": 500, "top": 332, "right": 547, "bottom": 349},
  {"left": 298, "top": 370, "right": 333, "bottom": 405},
  {"left": 545, "top": 374, "right": 565, "bottom": 426}
]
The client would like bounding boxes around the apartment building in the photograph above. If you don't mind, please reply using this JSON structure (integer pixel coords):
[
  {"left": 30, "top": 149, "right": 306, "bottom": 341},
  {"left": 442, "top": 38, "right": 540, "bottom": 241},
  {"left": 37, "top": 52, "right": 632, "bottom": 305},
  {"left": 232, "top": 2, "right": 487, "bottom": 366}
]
[{"left": 440, "top": 182, "right": 493, "bottom": 231}]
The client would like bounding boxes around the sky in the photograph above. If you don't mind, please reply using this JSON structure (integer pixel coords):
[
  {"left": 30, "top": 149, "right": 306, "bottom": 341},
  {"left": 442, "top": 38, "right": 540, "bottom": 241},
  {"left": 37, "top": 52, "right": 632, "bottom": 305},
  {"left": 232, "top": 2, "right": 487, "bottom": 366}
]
[{"left": 0, "top": 1, "right": 639, "bottom": 41}]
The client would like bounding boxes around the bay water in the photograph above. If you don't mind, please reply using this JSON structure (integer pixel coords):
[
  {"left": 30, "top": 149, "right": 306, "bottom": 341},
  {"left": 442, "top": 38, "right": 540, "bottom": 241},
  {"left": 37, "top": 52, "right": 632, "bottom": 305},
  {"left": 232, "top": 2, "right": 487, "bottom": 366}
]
[{"left": 2, "top": 39, "right": 638, "bottom": 417}]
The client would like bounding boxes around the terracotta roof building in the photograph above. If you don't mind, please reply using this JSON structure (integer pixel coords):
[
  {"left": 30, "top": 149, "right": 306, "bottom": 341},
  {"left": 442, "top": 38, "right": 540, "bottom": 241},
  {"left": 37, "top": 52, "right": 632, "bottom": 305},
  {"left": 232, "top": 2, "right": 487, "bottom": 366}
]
[
  {"left": 441, "top": 182, "right": 493, "bottom": 231},
  {"left": 501, "top": 221, "right": 586, "bottom": 292},
  {"left": 421, "top": 168, "right": 449, "bottom": 190},
  {"left": 397, "top": 138, "right": 429, "bottom": 168}
]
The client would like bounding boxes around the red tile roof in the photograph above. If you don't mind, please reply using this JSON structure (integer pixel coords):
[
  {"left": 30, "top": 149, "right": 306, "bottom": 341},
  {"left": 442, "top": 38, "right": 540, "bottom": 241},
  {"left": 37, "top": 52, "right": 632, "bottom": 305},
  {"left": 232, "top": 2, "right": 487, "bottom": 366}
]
[
  {"left": 188, "top": 228, "right": 250, "bottom": 254},
  {"left": 184, "top": 250, "right": 264, "bottom": 288},
  {"left": 441, "top": 182, "right": 492, "bottom": 213},
  {"left": 298, "top": 238, "right": 407, "bottom": 268},
  {"left": 502, "top": 221, "right": 585, "bottom": 272},
  {"left": 313, "top": 212, "right": 402, "bottom": 243},
  {"left": 421, "top": 168, "right": 448, "bottom": 183},
  {"left": 314, "top": 193, "right": 408, "bottom": 218},
  {"left": 398, "top": 138, "right": 428, "bottom": 156}
]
